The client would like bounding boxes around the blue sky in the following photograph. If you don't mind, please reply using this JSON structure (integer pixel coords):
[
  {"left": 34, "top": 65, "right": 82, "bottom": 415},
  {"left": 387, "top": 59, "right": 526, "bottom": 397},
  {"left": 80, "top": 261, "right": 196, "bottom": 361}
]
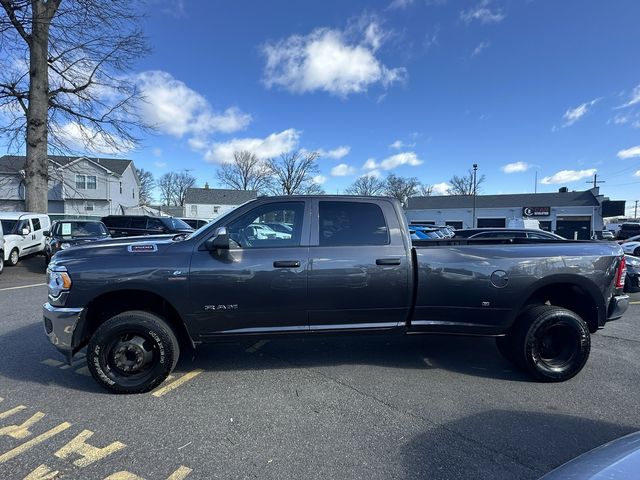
[{"left": 11, "top": 0, "right": 640, "bottom": 211}]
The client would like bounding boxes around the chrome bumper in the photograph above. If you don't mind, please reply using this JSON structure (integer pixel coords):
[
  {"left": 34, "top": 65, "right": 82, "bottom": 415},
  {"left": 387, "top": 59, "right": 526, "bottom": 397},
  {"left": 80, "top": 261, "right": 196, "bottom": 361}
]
[
  {"left": 42, "top": 303, "right": 84, "bottom": 363},
  {"left": 607, "top": 295, "right": 629, "bottom": 321}
]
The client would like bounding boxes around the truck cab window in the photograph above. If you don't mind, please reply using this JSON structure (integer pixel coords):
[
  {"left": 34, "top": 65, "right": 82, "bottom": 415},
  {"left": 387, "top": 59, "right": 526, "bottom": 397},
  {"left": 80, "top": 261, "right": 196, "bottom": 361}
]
[
  {"left": 227, "top": 202, "right": 304, "bottom": 248},
  {"left": 319, "top": 201, "right": 389, "bottom": 246}
]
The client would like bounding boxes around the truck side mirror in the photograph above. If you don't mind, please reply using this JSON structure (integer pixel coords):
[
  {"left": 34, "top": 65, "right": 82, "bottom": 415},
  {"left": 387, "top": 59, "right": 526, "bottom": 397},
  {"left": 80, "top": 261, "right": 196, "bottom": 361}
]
[{"left": 205, "top": 227, "right": 230, "bottom": 251}]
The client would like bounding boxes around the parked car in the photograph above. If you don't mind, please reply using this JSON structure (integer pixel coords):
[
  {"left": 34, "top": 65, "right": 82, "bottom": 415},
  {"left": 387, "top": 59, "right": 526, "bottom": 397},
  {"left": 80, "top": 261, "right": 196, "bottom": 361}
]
[
  {"left": 619, "top": 234, "right": 640, "bottom": 245},
  {"left": 264, "top": 222, "right": 293, "bottom": 235},
  {"left": 44, "top": 220, "right": 110, "bottom": 266},
  {"left": 592, "top": 230, "right": 616, "bottom": 240},
  {"left": 0, "top": 212, "right": 51, "bottom": 266},
  {"left": 179, "top": 218, "right": 209, "bottom": 230},
  {"left": 43, "top": 196, "right": 628, "bottom": 393},
  {"left": 621, "top": 237, "right": 640, "bottom": 258},
  {"left": 246, "top": 223, "right": 291, "bottom": 240},
  {"left": 540, "top": 431, "right": 640, "bottom": 479},
  {"left": 616, "top": 222, "right": 640, "bottom": 240},
  {"left": 101, "top": 215, "right": 193, "bottom": 237},
  {"left": 453, "top": 228, "right": 564, "bottom": 240},
  {"left": 410, "top": 226, "right": 441, "bottom": 240},
  {"left": 624, "top": 255, "right": 640, "bottom": 293}
]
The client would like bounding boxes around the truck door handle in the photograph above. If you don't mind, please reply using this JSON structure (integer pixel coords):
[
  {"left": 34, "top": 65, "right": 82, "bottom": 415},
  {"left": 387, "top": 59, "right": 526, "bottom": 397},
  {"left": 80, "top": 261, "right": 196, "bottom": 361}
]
[
  {"left": 376, "top": 258, "right": 401, "bottom": 266},
  {"left": 273, "top": 260, "right": 301, "bottom": 268}
]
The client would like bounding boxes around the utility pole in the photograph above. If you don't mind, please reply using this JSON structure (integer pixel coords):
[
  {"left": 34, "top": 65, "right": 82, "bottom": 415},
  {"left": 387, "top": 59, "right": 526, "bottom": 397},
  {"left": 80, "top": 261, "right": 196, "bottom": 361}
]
[
  {"left": 472, "top": 164, "right": 478, "bottom": 228},
  {"left": 586, "top": 173, "right": 605, "bottom": 189}
]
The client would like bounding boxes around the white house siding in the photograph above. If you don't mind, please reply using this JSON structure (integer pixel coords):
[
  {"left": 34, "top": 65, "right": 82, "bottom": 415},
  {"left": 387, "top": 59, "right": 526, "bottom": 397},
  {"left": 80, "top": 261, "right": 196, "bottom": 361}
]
[
  {"left": 184, "top": 203, "right": 237, "bottom": 220},
  {"left": 106, "top": 163, "right": 140, "bottom": 214}
]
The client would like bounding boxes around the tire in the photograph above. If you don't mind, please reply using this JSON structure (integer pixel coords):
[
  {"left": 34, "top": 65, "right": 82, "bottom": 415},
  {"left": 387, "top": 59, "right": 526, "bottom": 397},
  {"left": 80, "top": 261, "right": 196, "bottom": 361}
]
[
  {"left": 7, "top": 248, "right": 19, "bottom": 266},
  {"left": 87, "top": 310, "right": 180, "bottom": 394},
  {"left": 511, "top": 305, "right": 590, "bottom": 382},
  {"left": 44, "top": 252, "right": 51, "bottom": 267},
  {"left": 0, "top": 254, "right": 3, "bottom": 274}
]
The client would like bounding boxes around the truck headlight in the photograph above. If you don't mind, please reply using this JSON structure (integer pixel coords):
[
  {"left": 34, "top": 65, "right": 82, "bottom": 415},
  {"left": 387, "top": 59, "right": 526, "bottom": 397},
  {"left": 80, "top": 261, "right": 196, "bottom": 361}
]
[
  {"left": 47, "top": 265, "right": 72, "bottom": 298},
  {"left": 60, "top": 243, "right": 70, "bottom": 250}
]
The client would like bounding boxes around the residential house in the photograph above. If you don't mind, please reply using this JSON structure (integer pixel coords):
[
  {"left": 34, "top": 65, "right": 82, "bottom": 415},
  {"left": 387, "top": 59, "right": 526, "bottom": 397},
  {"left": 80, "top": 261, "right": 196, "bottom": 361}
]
[
  {"left": 0, "top": 155, "right": 140, "bottom": 216},
  {"left": 183, "top": 187, "right": 257, "bottom": 220}
]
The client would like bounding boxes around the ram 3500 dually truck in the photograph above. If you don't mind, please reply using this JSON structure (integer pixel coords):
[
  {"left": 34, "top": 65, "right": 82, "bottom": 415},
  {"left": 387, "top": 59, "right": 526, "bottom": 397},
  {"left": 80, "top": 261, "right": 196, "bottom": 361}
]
[{"left": 43, "top": 196, "right": 629, "bottom": 393}]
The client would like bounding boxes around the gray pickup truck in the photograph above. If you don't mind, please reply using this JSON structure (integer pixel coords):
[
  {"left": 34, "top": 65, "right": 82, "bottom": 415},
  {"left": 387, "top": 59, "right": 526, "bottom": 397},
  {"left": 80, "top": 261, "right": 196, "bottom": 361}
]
[{"left": 43, "top": 196, "right": 629, "bottom": 393}]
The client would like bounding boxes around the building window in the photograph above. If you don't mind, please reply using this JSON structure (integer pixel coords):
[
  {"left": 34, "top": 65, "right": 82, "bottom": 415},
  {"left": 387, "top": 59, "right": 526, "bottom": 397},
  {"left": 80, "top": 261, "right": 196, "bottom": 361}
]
[
  {"left": 190, "top": 205, "right": 197, "bottom": 216},
  {"left": 120, "top": 182, "right": 122, "bottom": 194},
  {"left": 85, "top": 201, "right": 95, "bottom": 212},
  {"left": 214, "top": 206, "right": 220, "bottom": 214},
  {"left": 477, "top": 218, "right": 506, "bottom": 228},
  {"left": 132, "top": 188, "right": 135, "bottom": 199},
  {"left": 75, "top": 174, "right": 97, "bottom": 190}
]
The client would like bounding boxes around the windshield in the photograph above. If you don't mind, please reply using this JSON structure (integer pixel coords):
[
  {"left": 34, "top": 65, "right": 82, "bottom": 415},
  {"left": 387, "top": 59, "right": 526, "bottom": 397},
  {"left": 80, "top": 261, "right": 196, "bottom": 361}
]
[
  {"left": 1, "top": 219, "right": 17, "bottom": 234},
  {"left": 54, "top": 221, "right": 109, "bottom": 237},
  {"left": 161, "top": 217, "right": 192, "bottom": 230}
]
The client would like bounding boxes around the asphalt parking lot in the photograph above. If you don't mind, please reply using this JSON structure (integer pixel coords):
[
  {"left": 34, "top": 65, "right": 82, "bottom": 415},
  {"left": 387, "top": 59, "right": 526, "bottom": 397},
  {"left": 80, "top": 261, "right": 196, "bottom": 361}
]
[{"left": 1, "top": 255, "right": 639, "bottom": 480}]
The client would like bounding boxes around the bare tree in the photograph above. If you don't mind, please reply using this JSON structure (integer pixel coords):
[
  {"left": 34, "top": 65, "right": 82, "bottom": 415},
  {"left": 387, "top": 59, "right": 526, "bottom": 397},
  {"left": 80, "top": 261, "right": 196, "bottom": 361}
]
[
  {"left": 385, "top": 173, "right": 420, "bottom": 207},
  {"left": 216, "top": 150, "right": 272, "bottom": 193},
  {"left": 448, "top": 169, "right": 486, "bottom": 195},
  {"left": 136, "top": 168, "right": 154, "bottom": 206},
  {"left": 345, "top": 175, "right": 386, "bottom": 196},
  {"left": 418, "top": 184, "right": 434, "bottom": 196},
  {"left": 267, "top": 150, "right": 324, "bottom": 195},
  {"left": 0, "top": 0, "right": 149, "bottom": 212},
  {"left": 157, "top": 171, "right": 196, "bottom": 206}
]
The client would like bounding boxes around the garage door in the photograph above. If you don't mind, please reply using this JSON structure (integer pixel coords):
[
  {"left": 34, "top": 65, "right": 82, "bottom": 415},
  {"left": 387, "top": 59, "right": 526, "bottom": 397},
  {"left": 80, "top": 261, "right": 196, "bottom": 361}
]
[{"left": 556, "top": 216, "right": 591, "bottom": 240}]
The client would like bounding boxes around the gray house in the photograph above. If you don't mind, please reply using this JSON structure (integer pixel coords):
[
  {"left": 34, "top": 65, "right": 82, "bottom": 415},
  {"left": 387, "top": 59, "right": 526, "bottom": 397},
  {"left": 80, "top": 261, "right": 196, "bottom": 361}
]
[
  {"left": 0, "top": 155, "right": 140, "bottom": 216},
  {"left": 183, "top": 187, "right": 257, "bottom": 220}
]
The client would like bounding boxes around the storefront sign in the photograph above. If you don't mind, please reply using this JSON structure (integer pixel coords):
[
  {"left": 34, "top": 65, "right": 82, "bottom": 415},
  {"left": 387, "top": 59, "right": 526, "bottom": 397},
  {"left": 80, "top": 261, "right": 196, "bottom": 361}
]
[{"left": 523, "top": 206, "right": 550, "bottom": 217}]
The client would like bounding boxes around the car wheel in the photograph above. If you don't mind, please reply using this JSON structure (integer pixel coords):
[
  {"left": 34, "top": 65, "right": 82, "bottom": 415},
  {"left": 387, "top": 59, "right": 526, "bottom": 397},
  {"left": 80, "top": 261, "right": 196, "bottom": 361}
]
[
  {"left": 510, "top": 305, "right": 590, "bottom": 382},
  {"left": 7, "top": 248, "right": 19, "bottom": 266},
  {"left": 87, "top": 310, "right": 180, "bottom": 394},
  {"left": 0, "top": 254, "right": 3, "bottom": 274},
  {"left": 44, "top": 252, "right": 51, "bottom": 267}
]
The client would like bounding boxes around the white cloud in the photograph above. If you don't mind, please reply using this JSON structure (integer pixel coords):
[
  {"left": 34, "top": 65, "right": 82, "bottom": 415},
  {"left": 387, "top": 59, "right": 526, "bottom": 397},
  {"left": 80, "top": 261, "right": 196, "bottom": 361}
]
[
  {"left": 204, "top": 128, "right": 300, "bottom": 164},
  {"left": 136, "top": 71, "right": 251, "bottom": 138},
  {"left": 313, "top": 174, "right": 328, "bottom": 184},
  {"left": 154, "top": 161, "right": 167, "bottom": 169},
  {"left": 389, "top": 139, "right": 416, "bottom": 149},
  {"left": 561, "top": 98, "right": 600, "bottom": 127},
  {"left": 541, "top": 168, "right": 596, "bottom": 184},
  {"left": 54, "top": 121, "right": 134, "bottom": 154},
  {"left": 152, "top": 148, "right": 162, "bottom": 157},
  {"left": 379, "top": 152, "right": 423, "bottom": 170},
  {"left": 262, "top": 21, "right": 406, "bottom": 97},
  {"left": 635, "top": 170, "right": 640, "bottom": 177},
  {"left": 617, "top": 145, "right": 640, "bottom": 159},
  {"left": 501, "top": 161, "right": 530, "bottom": 173},
  {"left": 319, "top": 145, "right": 351, "bottom": 159},
  {"left": 616, "top": 84, "right": 640, "bottom": 109},
  {"left": 431, "top": 182, "right": 451, "bottom": 195},
  {"left": 471, "top": 41, "right": 490, "bottom": 57},
  {"left": 362, "top": 169, "right": 382, "bottom": 178},
  {"left": 387, "top": 0, "right": 414, "bottom": 10},
  {"left": 331, "top": 163, "right": 357, "bottom": 176},
  {"left": 460, "top": 0, "right": 505, "bottom": 24},
  {"left": 363, "top": 158, "right": 378, "bottom": 170}
]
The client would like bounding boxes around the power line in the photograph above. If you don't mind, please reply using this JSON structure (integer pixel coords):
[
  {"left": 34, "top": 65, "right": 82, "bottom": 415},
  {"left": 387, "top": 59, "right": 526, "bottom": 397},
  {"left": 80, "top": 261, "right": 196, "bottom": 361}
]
[{"left": 586, "top": 173, "right": 605, "bottom": 189}]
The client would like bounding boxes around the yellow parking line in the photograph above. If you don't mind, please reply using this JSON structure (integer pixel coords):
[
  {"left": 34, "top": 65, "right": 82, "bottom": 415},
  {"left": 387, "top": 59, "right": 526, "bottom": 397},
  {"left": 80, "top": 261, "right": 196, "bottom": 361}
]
[
  {"left": 152, "top": 369, "right": 204, "bottom": 397},
  {"left": 0, "top": 283, "right": 46, "bottom": 292}
]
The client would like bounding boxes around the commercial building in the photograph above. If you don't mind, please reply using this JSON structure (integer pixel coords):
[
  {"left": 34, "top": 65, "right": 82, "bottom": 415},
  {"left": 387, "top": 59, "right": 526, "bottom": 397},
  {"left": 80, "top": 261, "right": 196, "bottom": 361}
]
[{"left": 406, "top": 187, "right": 626, "bottom": 239}]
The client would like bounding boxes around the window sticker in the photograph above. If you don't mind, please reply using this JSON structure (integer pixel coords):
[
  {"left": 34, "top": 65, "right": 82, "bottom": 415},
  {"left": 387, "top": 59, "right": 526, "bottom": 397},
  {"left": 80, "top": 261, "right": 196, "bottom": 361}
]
[{"left": 61, "top": 223, "right": 72, "bottom": 235}]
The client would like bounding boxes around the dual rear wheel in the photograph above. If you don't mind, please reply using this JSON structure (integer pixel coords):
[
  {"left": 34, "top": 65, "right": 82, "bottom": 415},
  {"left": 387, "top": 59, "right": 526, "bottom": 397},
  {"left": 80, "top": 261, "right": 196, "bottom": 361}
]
[{"left": 496, "top": 305, "right": 591, "bottom": 382}]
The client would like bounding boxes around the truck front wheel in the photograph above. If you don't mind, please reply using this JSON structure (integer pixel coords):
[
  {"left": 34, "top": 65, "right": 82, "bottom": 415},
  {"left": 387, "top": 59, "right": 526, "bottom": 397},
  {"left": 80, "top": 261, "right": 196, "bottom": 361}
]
[
  {"left": 87, "top": 310, "right": 180, "bottom": 394},
  {"left": 509, "top": 305, "right": 590, "bottom": 382}
]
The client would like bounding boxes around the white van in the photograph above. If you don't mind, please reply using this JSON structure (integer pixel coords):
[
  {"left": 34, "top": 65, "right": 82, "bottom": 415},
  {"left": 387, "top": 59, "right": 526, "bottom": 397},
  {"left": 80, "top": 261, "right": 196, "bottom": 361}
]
[
  {"left": 0, "top": 221, "right": 4, "bottom": 274},
  {"left": 0, "top": 213, "right": 51, "bottom": 266}
]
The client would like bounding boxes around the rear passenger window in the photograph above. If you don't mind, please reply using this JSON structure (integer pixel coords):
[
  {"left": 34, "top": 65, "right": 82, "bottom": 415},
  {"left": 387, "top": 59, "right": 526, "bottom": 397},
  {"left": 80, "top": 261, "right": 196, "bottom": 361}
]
[
  {"left": 130, "top": 218, "right": 147, "bottom": 229},
  {"left": 319, "top": 201, "right": 389, "bottom": 246},
  {"left": 104, "top": 217, "right": 130, "bottom": 228},
  {"left": 32, "top": 218, "right": 41, "bottom": 231}
]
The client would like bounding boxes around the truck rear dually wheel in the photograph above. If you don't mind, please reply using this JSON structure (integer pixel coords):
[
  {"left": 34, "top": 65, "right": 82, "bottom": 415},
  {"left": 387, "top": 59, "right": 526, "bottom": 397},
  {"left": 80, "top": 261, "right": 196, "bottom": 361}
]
[
  {"left": 87, "top": 310, "right": 180, "bottom": 394},
  {"left": 509, "top": 305, "right": 590, "bottom": 382}
]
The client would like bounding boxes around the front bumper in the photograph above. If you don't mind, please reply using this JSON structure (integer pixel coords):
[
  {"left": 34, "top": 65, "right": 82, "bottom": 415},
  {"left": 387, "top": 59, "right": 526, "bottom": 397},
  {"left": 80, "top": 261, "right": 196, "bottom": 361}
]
[
  {"left": 42, "top": 303, "right": 84, "bottom": 363},
  {"left": 607, "top": 295, "right": 629, "bottom": 321}
]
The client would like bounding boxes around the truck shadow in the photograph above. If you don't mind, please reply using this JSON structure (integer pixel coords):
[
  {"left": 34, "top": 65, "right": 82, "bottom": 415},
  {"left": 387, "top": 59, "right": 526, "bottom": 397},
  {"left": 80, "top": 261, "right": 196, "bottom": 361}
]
[
  {"left": 401, "top": 409, "right": 637, "bottom": 479},
  {"left": 0, "top": 323, "right": 531, "bottom": 394}
]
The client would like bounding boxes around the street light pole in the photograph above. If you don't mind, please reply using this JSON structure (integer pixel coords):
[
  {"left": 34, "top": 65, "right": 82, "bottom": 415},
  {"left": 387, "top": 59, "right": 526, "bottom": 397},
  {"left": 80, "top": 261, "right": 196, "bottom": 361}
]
[{"left": 472, "top": 163, "right": 478, "bottom": 228}]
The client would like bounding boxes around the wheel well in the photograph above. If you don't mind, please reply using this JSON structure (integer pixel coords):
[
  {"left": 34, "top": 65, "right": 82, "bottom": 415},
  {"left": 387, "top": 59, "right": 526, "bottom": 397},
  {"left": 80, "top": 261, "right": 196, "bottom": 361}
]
[
  {"left": 522, "top": 283, "right": 599, "bottom": 332},
  {"left": 77, "top": 290, "right": 193, "bottom": 352}
]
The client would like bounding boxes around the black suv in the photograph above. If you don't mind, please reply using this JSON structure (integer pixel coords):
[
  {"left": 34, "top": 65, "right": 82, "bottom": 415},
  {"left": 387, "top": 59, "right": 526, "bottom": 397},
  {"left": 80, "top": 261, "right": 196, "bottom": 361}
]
[
  {"left": 101, "top": 215, "right": 193, "bottom": 237},
  {"left": 44, "top": 220, "right": 110, "bottom": 265}
]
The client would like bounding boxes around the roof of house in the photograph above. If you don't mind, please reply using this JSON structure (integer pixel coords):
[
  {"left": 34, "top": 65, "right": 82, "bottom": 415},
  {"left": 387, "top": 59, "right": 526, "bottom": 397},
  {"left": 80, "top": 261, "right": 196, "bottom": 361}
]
[
  {"left": 407, "top": 189, "right": 601, "bottom": 210},
  {"left": 0, "top": 155, "right": 133, "bottom": 176},
  {"left": 185, "top": 188, "right": 257, "bottom": 205}
]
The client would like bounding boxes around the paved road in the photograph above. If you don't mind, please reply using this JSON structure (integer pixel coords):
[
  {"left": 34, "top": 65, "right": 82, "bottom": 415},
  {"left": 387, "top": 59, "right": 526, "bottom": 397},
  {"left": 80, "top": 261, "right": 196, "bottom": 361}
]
[{"left": 0, "top": 256, "right": 639, "bottom": 479}]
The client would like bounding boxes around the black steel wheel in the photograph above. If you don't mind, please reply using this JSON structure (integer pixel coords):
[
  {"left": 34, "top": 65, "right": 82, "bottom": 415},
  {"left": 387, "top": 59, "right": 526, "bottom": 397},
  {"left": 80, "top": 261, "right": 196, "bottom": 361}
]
[
  {"left": 87, "top": 310, "right": 180, "bottom": 394},
  {"left": 511, "top": 305, "right": 590, "bottom": 382}
]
